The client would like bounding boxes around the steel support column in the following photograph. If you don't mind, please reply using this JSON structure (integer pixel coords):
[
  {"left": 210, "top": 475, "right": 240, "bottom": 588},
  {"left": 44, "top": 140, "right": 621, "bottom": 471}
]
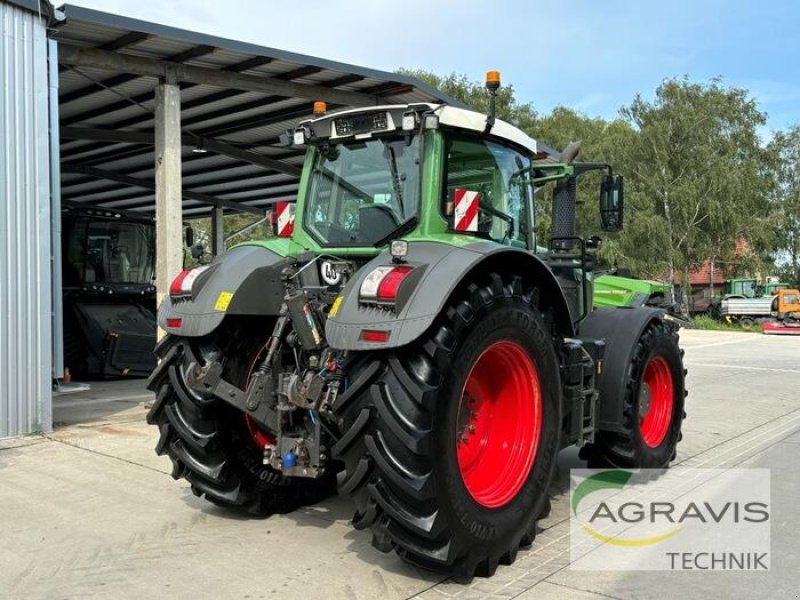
[
  {"left": 154, "top": 78, "right": 183, "bottom": 338},
  {"left": 211, "top": 205, "right": 224, "bottom": 257}
]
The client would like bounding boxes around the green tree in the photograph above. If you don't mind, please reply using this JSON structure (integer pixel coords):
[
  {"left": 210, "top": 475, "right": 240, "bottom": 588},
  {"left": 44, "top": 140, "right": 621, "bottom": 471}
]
[
  {"left": 767, "top": 126, "right": 800, "bottom": 285},
  {"left": 532, "top": 108, "right": 637, "bottom": 259},
  {"left": 184, "top": 211, "right": 271, "bottom": 267},
  {"left": 617, "top": 78, "right": 773, "bottom": 305}
]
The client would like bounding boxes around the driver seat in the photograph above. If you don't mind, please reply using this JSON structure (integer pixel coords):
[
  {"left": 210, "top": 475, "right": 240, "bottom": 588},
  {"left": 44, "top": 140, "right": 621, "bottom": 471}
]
[{"left": 359, "top": 204, "right": 399, "bottom": 243}]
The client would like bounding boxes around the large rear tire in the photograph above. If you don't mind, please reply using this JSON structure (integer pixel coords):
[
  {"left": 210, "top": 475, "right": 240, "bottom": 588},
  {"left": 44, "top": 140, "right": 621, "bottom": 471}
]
[
  {"left": 582, "top": 319, "right": 686, "bottom": 468},
  {"left": 332, "top": 273, "right": 562, "bottom": 580},
  {"left": 146, "top": 318, "right": 335, "bottom": 515}
]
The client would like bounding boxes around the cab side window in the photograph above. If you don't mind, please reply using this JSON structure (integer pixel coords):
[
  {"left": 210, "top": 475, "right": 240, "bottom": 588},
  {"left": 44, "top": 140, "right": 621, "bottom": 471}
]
[{"left": 442, "top": 135, "right": 533, "bottom": 248}]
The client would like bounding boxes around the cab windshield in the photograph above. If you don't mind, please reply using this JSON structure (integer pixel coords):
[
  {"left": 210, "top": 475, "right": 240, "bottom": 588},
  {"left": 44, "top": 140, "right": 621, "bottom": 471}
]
[
  {"left": 303, "top": 135, "right": 421, "bottom": 246},
  {"left": 64, "top": 216, "right": 155, "bottom": 286}
]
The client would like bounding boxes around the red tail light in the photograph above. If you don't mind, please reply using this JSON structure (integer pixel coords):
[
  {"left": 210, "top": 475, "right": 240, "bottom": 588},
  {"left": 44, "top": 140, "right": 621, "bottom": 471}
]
[
  {"left": 166, "top": 318, "right": 183, "bottom": 328},
  {"left": 360, "top": 265, "right": 414, "bottom": 305},
  {"left": 169, "top": 270, "right": 191, "bottom": 296},
  {"left": 169, "top": 266, "right": 210, "bottom": 298},
  {"left": 376, "top": 266, "right": 413, "bottom": 302},
  {"left": 360, "top": 329, "right": 390, "bottom": 343}
]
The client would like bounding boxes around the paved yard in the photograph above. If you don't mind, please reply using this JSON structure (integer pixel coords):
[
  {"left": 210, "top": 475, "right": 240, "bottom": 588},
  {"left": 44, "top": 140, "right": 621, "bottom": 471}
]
[{"left": 1, "top": 330, "right": 798, "bottom": 599}]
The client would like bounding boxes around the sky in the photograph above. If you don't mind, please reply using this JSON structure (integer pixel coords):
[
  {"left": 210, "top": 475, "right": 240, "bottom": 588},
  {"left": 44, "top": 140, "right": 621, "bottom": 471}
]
[{"left": 65, "top": 0, "right": 800, "bottom": 136}]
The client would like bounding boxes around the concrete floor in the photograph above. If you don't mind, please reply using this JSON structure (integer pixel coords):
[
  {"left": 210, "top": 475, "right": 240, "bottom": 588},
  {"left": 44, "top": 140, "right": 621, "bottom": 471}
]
[{"left": 1, "top": 329, "right": 798, "bottom": 599}]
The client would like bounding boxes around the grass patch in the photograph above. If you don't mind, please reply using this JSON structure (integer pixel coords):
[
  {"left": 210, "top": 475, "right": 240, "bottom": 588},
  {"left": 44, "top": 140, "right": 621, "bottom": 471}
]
[{"left": 691, "top": 315, "right": 759, "bottom": 333}]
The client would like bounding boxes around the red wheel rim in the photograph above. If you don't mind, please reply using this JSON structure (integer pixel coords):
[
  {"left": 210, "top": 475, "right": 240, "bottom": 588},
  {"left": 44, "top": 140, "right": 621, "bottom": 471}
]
[
  {"left": 456, "top": 340, "right": 542, "bottom": 509},
  {"left": 639, "top": 355, "right": 674, "bottom": 448},
  {"left": 243, "top": 349, "right": 276, "bottom": 450}
]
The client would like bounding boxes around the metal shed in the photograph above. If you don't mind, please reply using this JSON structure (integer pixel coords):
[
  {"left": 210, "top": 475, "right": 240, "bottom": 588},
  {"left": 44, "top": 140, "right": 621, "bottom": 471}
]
[
  {"left": 0, "top": 0, "right": 53, "bottom": 438},
  {"left": 0, "top": 0, "right": 463, "bottom": 438}
]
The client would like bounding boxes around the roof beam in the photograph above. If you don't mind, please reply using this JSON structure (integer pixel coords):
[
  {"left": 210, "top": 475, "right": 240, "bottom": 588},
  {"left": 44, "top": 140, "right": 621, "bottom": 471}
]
[
  {"left": 62, "top": 165, "right": 265, "bottom": 215},
  {"left": 58, "top": 31, "right": 152, "bottom": 73},
  {"left": 60, "top": 44, "right": 217, "bottom": 105},
  {"left": 61, "top": 56, "right": 273, "bottom": 126},
  {"left": 198, "top": 102, "right": 342, "bottom": 138},
  {"left": 102, "top": 185, "right": 299, "bottom": 213},
  {"left": 60, "top": 149, "right": 301, "bottom": 191},
  {"left": 58, "top": 43, "right": 380, "bottom": 107},
  {"left": 203, "top": 138, "right": 302, "bottom": 177},
  {"left": 100, "top": 31, "right": 153, "bottom": 51},
  {"left": 62, "top": 158, "right": 299, "bottom": 196},
  {"left": 61, "top": 126, "right": 302, "bottom": 177},
  {"left": 63, "top": 170, "right": 294, "bottom": 203}
]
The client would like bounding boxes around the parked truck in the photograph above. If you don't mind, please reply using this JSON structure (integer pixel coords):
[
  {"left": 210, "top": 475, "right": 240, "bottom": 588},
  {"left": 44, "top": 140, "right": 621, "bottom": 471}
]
[
  {"left": 720, "top": 287, "right": 800, "bottom": 329},
  {"left": 146, "top": 74, "right": 686, "bottom": 580},
  {"left": 762, "top": 289, "right": 800, "bottom": 334},
  {"left": 719, "top": 287, "right": 800, "bottom": 329}
]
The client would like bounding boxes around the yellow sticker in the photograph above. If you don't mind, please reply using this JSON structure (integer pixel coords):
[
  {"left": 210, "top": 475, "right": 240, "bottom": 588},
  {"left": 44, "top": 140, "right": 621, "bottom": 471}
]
[
  {"left": 214, "top": 291, "right": 234, "bottom": 312},
  {"left": 329, "top": 295, "right": 344, "bottom": 318}
]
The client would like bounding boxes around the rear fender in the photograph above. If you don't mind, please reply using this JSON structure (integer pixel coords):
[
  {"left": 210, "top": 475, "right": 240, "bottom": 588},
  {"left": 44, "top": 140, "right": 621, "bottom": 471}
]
[
  {"left": 159, "top": 245, "right": 289, "bottom": 337},
  {"left": 325, "top": 241, "right": 574, "bottom": 351},
  {"left": 577, "top": 307, "right": 667, "bottom": 433}
]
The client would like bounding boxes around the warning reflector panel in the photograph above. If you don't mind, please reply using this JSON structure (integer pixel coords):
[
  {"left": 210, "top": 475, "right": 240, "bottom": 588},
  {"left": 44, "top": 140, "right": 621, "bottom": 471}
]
[
  {"left": 453, "top": 188, "right": 479, "bottom": 232},
  {"left": 273, "top": 201, "right": 296, "bottom": 238}
]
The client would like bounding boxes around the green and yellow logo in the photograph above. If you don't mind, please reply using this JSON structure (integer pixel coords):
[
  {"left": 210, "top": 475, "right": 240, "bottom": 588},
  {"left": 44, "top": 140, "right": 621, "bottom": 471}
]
[{"left": 572, "top": 470, "right": 683, "bottom": 547}]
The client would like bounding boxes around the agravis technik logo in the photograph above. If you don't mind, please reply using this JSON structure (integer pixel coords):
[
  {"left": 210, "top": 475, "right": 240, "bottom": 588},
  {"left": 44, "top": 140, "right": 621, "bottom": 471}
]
[{"left": 569, "top": 468, "right": 770, "bottom": 571}]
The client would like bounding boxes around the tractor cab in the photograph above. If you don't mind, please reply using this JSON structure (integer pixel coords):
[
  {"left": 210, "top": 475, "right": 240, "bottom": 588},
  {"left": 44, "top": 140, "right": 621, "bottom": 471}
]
[
  {"left": 289, "top": 102, "right": 542, "bottom": 251},
  {"left": 286, "top": 86, "right": 624, "bottom": 324}
]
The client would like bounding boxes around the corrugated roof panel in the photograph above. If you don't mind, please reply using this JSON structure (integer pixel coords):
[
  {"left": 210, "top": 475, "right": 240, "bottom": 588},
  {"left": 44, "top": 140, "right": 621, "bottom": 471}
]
[{"left": 52, "top": 4, "right": 465, "bottom": 215}]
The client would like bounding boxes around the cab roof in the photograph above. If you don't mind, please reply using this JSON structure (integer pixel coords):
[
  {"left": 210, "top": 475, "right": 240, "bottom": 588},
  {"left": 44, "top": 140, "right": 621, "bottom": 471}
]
[{"left": 304, "top": 103, "right": 554, "bottom": 159}]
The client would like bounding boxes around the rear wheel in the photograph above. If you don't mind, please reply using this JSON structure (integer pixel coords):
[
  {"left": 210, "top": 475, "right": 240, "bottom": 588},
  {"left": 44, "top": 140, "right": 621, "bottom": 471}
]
[
  {"left": 333, "top": 273, "right": 561, "bottom": 580},
  {"left": 739, "top": 316, "right": 755, "bottom": 329},
  {"left": 146, "top": 319, "right": 335, "bottom": 515},
  {"left": 582, "top": 319, "right": 686, "bottom": 468}
]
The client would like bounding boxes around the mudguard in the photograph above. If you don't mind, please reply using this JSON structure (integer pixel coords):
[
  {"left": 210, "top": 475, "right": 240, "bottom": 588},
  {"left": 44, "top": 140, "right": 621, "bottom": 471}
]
[
  {"left": 577, "top": 306, "right": 667, "bottom": 433},
  {"left": 159, "top": 245, "right": 289, "bottom": 337},
  {"left": 326, "top": 240, "right": 574, "bottom": 351}
]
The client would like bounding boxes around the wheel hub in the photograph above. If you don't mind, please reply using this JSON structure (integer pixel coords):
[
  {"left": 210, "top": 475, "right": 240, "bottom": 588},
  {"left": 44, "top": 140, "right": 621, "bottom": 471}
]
[
  {"left": 638, "top": 382, "right": 652, "bottom": 417},
  {"left": 456, "top": 340, "right": 542, "bottom": 509}
]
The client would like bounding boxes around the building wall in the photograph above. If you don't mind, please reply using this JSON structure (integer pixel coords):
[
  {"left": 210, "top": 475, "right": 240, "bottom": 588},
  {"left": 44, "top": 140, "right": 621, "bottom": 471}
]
[{"left": 0, "top": 0, "right": 53, "bottom": 438}]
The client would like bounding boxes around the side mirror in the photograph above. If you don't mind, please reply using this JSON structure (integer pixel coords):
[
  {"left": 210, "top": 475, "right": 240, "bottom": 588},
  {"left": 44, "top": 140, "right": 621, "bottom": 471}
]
[
  {"left": 190, "top": 242, "right": 206, "bottom": 264},
  {"left": 600, "top": 175, "right": 624, "bottom": 232},
  {"left": 185, "top": 226, "right": 195, "bottom": 248}
]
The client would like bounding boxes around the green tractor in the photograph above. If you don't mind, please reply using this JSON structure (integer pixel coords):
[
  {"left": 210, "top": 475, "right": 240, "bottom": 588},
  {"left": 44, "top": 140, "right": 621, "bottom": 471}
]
[
  {"left": 593, "top": 273, "right": 674, "bottom": 309},
  {"left": 146, "top": 74, "right": 686, "bottom": 580}
]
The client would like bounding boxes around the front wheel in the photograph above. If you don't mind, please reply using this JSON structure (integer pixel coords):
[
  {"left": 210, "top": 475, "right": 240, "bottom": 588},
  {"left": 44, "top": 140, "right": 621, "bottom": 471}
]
[
  {"left": 583, "top": 319, "right": 686, "bottom": 468},
  {"left": 333, "top": 273, "right": 562, "bottom": 579}
]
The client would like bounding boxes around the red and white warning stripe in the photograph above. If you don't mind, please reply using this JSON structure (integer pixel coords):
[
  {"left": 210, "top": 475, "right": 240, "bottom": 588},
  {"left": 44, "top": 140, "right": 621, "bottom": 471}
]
[
  {"left": 169, "top": 265, "right": 210, "bottom": 297},
  {"left": 453, "top": 188, "right": 479, "bottom": 232},
  {"left": 274, "top": 201, "right": 295, "bottom": 238}
]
